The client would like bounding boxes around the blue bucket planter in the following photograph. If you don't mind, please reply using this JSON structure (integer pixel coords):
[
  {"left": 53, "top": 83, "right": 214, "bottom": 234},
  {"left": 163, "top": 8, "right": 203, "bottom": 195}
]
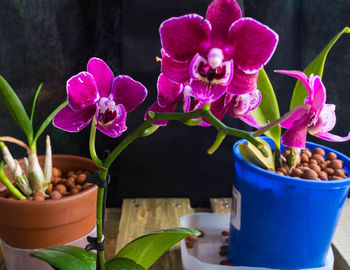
[{"left": 227, "top": 138, "right": 350, "bottom": 269}]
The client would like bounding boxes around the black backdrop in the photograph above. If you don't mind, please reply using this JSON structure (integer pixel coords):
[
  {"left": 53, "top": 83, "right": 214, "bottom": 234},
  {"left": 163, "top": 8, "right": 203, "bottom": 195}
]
[{"left": 0, "top": 0, "right": 349, "bottom": 207}]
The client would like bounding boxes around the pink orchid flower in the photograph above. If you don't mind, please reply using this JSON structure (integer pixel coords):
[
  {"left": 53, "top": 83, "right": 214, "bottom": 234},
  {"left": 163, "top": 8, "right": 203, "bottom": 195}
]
[
  {"left": 53, "top": 57, "right": 147, "bottom": 138},
  {"left": 276, "top": 70, "right": 350, "bottom": 149},
  {"left": 160, "top": 0, "right": 278, "bottom": 103}
]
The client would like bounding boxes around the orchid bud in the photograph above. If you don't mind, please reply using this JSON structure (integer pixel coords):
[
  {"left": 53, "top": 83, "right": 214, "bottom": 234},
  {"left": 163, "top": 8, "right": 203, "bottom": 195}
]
[{"left": 44, "top": 135, "right": 52, "bottom": 187}]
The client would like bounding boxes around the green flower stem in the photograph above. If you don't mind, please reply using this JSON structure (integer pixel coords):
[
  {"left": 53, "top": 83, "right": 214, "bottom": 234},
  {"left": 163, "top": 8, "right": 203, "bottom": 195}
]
[
  {"left": 0, "top": 161, "right": 26, "bottom": 200},
  {"left": 253, "top": 104, "right": 310, "bottom": 137},
  {"left": 96, "top": 167, "right": 107, "bottom": 270},
  {"left": 89, "top": 118, "right": 104, "bottom": 168}
]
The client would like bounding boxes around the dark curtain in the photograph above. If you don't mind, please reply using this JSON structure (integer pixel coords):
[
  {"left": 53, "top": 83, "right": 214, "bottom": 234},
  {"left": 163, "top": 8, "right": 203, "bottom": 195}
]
[{"left": 0, "top": 0, "right": 349, "bottom": 207}]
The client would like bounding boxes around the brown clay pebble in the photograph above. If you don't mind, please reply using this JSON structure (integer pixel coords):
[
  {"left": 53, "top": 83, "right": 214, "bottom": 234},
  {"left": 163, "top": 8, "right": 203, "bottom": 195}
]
[
  {"left": 27, "top": 196, "right": 33, "bottom": 201},
  {"left": 330, "top": 176, "right": 343, "bottom": 180},
  {"left": 50, "top": 191, "right": 63, "bottom": 199},
  {"left": 66, "top": 171, "right": 75, "bottom": 177},
  {"left": 319, "top": 163, "right": 327, "bottom": 170},
  {"left": 46, "top": 183, "right": 53, "bottom": 195},
  {"left": 58, "top": 178, "right": 66, "bottom": 185},
  {"left": 329, "top": 160, "right": 343, "bottom": 170},
  {"left": 52, "top": 168, "right": 62, "bottom": 177},
  {"left": 312, "top": 147, "right": 325, "bottom": 156},
  {"left": 82, "top": 182, "right": 92, "bottom": 190},
  {"left": 76, "top": 174, "right": 87, "bottom": 185},
  {"left": 304, "top": 149, "right": 312, "bottom": 158},
  {"left": 309, "top": 159, "right": 318, "bottom": 165},
  {"left": 318, "top": 171, "right": 328, "bottom": 181},
  {"left": 71, "top": 188, "right": 79, "bottom": 195},
  {"left": 219, "top": 260, "right": 232, "bottom": 266},
  {"left": 312, "top": 154, "right": 324, "bottom": 163},
  {"left": 75, "top": 184, "right": 83, "bottom": 191},
  {"left": 221, "top": 230, "right": 229, "bottom": 236},
  {"left": 277, "top": 167, "right": 288, "bottom": 175},
  {"left": 198, "top": 230, "right": 205, "bottom": 238},
  {"left": 276, "top": 171, "right": 284, "bottom": 176},
  {"left": 325, "top": 168, "right": 334, "bottom": 175},
  {"left": 303, "top": 170, "right": 318, "bottom": 180},
  {"left": 65, "top": 178, "right": 76, "bottom": 190},
  {"left": 34, "top": 195, "right": 45, "bottom": 201},
  {"left": 300, "top": 154, "right": 309, "bottom": 163},
  {"left": 84, "top": 171, "right": 91, "bottom": 175},
  {"left": 54, "top": 184, "right": 67, "bottom": 194},
  {"left": 186, "top": 235, "right": 196, "bottom": 242},
  {"left": 185, "top": 239, "right": 194, "bottom": 249},
  {"left": 292, "top": 168, "right": 304, "bottom": 178},
  {"left": 309, "top": 164, "right": 321, "bottom": 173},
  {"left": 63, "top": 191, "right": 70, "bottom": 196},
  {"left": 334, "top": 169, "right": 347, "bottom": 178},
  {"left": 219, "top": 250, "right": 227, "bottom": 257},
  {"left": 51, "top": 177, "right": 60, "bottom": 185},
  {"left": 326, "top": 152, "right": 337, "bottom": 160}
]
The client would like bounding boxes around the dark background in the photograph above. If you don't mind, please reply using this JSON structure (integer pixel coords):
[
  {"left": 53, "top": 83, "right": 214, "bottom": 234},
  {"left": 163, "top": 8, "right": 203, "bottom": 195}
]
[{"left": 0, "top": 0, "right": 349, "bottom": 207}]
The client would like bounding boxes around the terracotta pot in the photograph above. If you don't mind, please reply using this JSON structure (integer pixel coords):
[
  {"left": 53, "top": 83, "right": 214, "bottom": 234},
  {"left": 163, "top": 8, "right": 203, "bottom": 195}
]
[{"left": 0, "top": 155, "right": 97, "bottom": 249}]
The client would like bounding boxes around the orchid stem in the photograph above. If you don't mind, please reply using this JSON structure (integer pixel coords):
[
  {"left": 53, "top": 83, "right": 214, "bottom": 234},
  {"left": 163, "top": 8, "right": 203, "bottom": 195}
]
[
  {"left": 89, "top": 119, "right": 104, "bottom": 168},
  {"left": 253, "top": 104, "right": 310, "bottom": 137}
]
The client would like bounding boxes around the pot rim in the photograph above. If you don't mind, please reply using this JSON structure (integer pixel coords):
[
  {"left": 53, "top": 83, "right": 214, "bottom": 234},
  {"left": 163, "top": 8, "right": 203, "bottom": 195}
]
[{"left": 233, "top": 137, "right": 350, "bottom": 189}]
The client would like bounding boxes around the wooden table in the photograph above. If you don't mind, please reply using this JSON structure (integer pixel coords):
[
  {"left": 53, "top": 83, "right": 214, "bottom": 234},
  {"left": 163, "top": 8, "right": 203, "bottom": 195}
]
[{"left": 1, "top": 198, "right": 349, "bottom": 270}]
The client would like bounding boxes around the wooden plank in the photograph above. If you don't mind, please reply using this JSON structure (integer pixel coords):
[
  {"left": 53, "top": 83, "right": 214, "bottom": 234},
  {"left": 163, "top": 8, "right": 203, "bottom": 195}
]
[
  {"left": 116, "top": 198, "right": 193, "bottom": 270},
  {"left": 210, "top": 198, "right": 232, "bottom": 214},
  {"left": 104, "top": 208, "right": 122, "bottom": 261},
  {"left": 333, "top": 199, "right": 350, "bottom": 270}
]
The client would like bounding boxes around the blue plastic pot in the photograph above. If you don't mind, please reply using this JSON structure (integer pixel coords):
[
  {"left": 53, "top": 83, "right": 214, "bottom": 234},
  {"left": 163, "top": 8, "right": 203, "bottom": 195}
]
[{"left": 227, "top": 138, "right": 350, "bottom": 269}]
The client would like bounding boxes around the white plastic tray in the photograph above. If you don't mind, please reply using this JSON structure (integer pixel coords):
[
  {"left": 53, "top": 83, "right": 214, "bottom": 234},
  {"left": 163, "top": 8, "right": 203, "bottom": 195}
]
[{"left": 180, "top": 213, "right": 334, "bottom": 270}]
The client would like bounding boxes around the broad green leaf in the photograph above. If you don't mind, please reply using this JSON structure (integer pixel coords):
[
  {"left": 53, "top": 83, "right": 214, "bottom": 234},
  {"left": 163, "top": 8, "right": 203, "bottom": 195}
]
[
  {"left": 239, "top": 137, "right": 275, "bottom": 170},
  {"left": 33, "top": 100, "right": 67, "bottom": 144},
  {"left": 0, "top": 76, "right": 33, "bottom": 142},
  {"left": 106, "top": 258, "right": 145, "bottom": 270},
  {"left": 30, "top": 246, "right": 96, "bottom": 270},
  {"left": 250, "top": 69, "right": 281, "bottom": 148},
  {"left": 290, "top": 27, "right": 350, "bottom": 110},
  {"left": 114, "top": 227, "right": 200, "bottom": 270},
  {"left": 28, "top": 83, "right": 43, "bottom": 124}
]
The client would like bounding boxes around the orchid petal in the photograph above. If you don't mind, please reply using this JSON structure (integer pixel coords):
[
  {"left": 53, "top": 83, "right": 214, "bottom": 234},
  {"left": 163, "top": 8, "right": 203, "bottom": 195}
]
[
  {"left": 53, "top": 105, "right": 96, "bottom": 133},
  {"left": 161, "top": 51, "right": 190, "bottom": 84},
  {"left": 160, "top": 14, "right": 211, "bottom": 61},
  {"left": 95, "top": 104, "right": 127, "bottom": 138},
  {"left": 67, "top": 72, "right": 99, "bottom": 111},
  {"left": 308, "top": 104, "right": 336, "bottom": 134},
  {"left": 206, "top": 0, "right": 241, "bottom": 46},
  {"left": 228, "top": 18, "right": 278, "bottom": 73},
  {"left": 281, "top": 115, "right": 310, "bottom": 149},
  {"left": 111, "top": 75, "right": 147, "bottom": 112},
  {"left": 280, "top": 106, "right": 311, "bottom": 129},
  {"left": 189, "top": 53, "right": 208, "bottom": 81},
  {"left": 145, "top": 101, "right": 178, "bottom": 126},
  {"left": 87, "top": 57, "right": 114, "bottom": 98},
  {"left": 249, "top": 89, "right": 262, "bottom": 111},
  {"left": 313, "top": 131, "right": 350, "bottom": 142},
  {"left": 227, "top": 66, "right": 258, "bottom": 94},
  {"left": 238, "top": 113, "right": 263, "bottom": 129},
  {"left": 190, "top": 80, "right": 226, "bottom": 103},
  {"left": 309, "top": 75, "right": 326, "bottom": 120},
  {"left": 274, "top": 70, "right": 312, "bottom": 97},
  {"left": 157, "top": 74, "right": 183, "bottom": 107}
]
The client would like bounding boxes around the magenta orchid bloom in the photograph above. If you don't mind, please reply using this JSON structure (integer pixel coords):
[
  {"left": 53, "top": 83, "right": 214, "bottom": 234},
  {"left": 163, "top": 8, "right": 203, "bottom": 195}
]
[
  {"left": 160, "top": 0, "right": 278, "bottom": 103},
  {"left": 53, "top": 57, "right": 147, "bottom": 138},
  {"left": 276, "top": 70, "right": 350, "bottom": 149}
]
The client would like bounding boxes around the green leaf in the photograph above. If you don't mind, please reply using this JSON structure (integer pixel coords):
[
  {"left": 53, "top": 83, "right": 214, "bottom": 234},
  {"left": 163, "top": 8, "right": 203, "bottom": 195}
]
[
  {"left": 290, "top": 27, "right": 350, "bottom": 110},
  {"left": 113, "top": 227, "right": 200, "bottom": 270},
  {"left": 106, "top": 258, "right": 145, "bottom": 270},
  {"left": 30, "top": 246, "right": 96, "bottom": 270},
  {"left": 33, "top": 100, "right": 67, "bottom": 144},
  {"left": 0, "top": 76, "right": 33, "bottom": 142},
  {"left": 250, "top": 69, "right": 281, "bottom": 148},
  {"left": 28, "top": 83, "right": 43, "bottom": 124},
  {"left": 239, "top": 137, "right": 275, "bottom": 170}
]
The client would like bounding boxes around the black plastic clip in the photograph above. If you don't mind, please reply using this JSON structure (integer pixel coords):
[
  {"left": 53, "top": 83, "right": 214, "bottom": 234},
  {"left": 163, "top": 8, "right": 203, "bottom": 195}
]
[
  {"left": 85, "top": 236, "right": 106, "bottom": 252},
  {"left": 86, "top": 171, "right": 110, "bottom": 188}
]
